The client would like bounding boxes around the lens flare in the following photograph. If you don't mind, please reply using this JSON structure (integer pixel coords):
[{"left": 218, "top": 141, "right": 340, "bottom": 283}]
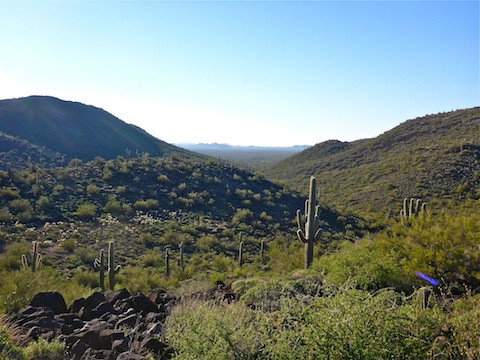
[{"left": 416, "top": 272, "right": 438, "bottom": 286}]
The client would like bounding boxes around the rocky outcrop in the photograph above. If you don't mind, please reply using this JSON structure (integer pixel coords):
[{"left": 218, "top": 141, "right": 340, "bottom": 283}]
[{"left": 8, "top": 289, "right": 176, "bottom": 360}]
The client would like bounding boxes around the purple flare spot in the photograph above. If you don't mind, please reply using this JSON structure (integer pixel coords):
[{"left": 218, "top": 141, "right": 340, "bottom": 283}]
[{"left": 416, "top": 272, "right": 438, "bottom": 286}]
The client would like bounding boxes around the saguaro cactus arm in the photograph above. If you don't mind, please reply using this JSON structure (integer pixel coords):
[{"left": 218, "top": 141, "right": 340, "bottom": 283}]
[{"left": 94, "top": 249, "right": 105, "bottom": 291}]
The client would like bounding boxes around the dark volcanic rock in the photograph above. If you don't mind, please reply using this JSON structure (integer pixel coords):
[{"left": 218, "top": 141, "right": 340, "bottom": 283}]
[
  {"left": 10, "top": 289, "right": 176, "bottom": 359},
  {"left": 106, "top": 288, "right": 131, "bottom": 306},
  {"left": 30, "top": 291, "right": 67, "bottom": 315}
]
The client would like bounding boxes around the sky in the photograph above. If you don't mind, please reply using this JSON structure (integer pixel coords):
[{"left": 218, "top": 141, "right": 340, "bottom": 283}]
[{"left": 0, "top": 1, "right": 478, "bottom": 147}]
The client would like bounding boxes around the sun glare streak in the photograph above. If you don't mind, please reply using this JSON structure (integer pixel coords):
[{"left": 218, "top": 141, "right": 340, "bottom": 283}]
[{"left": 416, "top": 272, "right": 439, "bottom": 287}]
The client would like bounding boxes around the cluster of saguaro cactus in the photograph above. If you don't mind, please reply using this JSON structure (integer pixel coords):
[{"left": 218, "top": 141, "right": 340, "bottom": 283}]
[
  {"left": 22, "top": 241, "right": 42, "bottom": 272},
  {"left": 94, "top": 241, "right": 121, "bottom": 291},
  {"left": 296, "top": 176, "right": 321, "bottom": 269},
  {"left": 400, "top": 198, "right": 426, "bottom": 224}
]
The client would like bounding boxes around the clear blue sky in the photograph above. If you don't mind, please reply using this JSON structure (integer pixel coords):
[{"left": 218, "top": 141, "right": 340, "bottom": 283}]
[{"left": 0, "top": 1, "right": 478, "bottom": 146}]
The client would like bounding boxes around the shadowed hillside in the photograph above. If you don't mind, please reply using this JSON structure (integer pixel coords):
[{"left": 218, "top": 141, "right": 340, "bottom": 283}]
[
  {"left": 0, "top": 96, "right": 196, "bottom": 167},
  {"left": 0, "top": 131, "right": 66, "bottom": 169},
  {"left": 263, "top": 107, "right": 480, "bottom": 215}
]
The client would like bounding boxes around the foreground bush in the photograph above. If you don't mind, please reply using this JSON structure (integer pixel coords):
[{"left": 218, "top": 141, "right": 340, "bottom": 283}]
[
  {"left": 0, "top": 325, "right": 25, "bottom": 360},
  {"left": 23, "top": 338, "right": 66, "bottom": 360},
  {"left": 166, "top": 286, "right": 452, "bottom": 359}
]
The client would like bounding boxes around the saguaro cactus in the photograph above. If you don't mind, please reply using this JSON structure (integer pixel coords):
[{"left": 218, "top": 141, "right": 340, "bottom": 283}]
[
  {"left": 296, "top": 176, "right": 321, "bottom": 269},
  {"left": 260, "top": 239, "right": 265, "bottom": 261},
  {"left": 238, "top": 240, "right": 244, "bottom": 267},
  {"left": 94, "top": 249, "right": 106, "bottom": 291},
  {"left": 165, "top": 247, "right": 170, "bottom": 277},
  {"left": 22, "top": 241, "right": 42, "bottom": 272},
  {"left": 108, "top": 241, "right": 121, "bottom": 290},
  {"left": 178, "top": 242, "right": 184, "bottom": 270}
]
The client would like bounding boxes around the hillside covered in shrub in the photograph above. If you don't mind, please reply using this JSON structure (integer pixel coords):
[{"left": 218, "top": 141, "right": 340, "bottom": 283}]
[{"left": 263, "top": 107, "right": 480, "bottom": 216}]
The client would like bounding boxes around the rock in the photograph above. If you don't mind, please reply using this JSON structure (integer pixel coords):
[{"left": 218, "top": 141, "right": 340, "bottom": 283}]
[
  {"left": 22, "top": 316, "right": 61, "bottom": 335},
  {"left": 145, "top": 323, "right": 163, "bottom": 336},
  {"left": 144, "top": 312, "right": 164, "bottom": 324},
  {"left": 98, "top": 329, "right": 124, "bottom": 350},
  {"left": 130, "top": 293, "right": 158, "bottom": 314},
  {"left": 78, "top": 306, "right": 93, "bottom": 321},
  {"left": 112, "top": 337, "right": 130, "bottom": 353},
  {"left": 70, "top": 298, "right": 86, "bottom": 314},
  {"left": 141, "top": 337, "right": 173, "bottom": 358},
  {"left": 91, "top": 301, "right": 114, "bottom": 318},
  {"left": 147, "top": 289, "right": 167, "bottom": 304},
  {"left": 15, "top": 306, "right": 54, "bottom": 325},
  {"left": 116, "top": 313, "right": 138, "bottom": 329},
  {"left": 71, "top": 339, "right": 88, "bottom": 360},
  {"left": 116, "top": 352, "right": 145, "bottom": 360},
  {"left": 13, "top": 290, "right": 174, "bottom": 359},
  {"left": 23, "top": 326, "right": 42, "bottom": 342},
  {"left": 55, "top": 312, "right": 77, "bottom": 325},
  {"left": 85, "top": 292, "right": 107, "bottom": 311},
  {"left": 106, "top": 288, "right": 131, "bottom": 306},
  {"left": 30, "top": 292, "right": 67, "bottom": 315}
]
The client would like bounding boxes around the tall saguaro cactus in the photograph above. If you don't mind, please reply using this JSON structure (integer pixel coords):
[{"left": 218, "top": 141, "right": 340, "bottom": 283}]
[
  {"left": 238, "top": 241, "right": 244, "bottom": 267},
  {"left": 165, "top": 247, "right": 170, "bottom": 277},
  {"left": 108, "top": 241, "right": 121, "bottom": 290},
  {"left": 296, "top": 176, "right": 321, "bottom": 269},
  {"left": 22, "top": 241, "right": 42, "bottom": 272},
  {"left": 94, "top": 249, "right": 106, "bottom": 291},
  {"left": 178, "top": 242, "right": 184, "bottom": 270}
]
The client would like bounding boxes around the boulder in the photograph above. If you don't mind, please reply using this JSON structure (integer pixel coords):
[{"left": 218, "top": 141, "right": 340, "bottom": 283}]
[
  {"left": 106, "top": 288, "right": 131, "bottom": 306},
  {"left": 30, "top": 291, "right": 67, "bottom": 315}
]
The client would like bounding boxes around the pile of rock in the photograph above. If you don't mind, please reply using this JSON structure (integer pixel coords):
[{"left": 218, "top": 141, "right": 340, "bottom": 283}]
[{"left": 8, "top": 289, "right": 176, "bottom": 359}]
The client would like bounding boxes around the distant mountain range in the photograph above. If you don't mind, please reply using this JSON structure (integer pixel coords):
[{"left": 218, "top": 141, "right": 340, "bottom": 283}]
[
  {"left": 0, "top": 96, "right": 195, "bottom": 169},
  {"left": 177, "top": 143, "right": 310, "bottom": 170},
  {"left": 263, "top": 107, "right": 480, "bottom": 215},
  {"left": 178, "top": 143, "right": 310, "bottom": 151}
]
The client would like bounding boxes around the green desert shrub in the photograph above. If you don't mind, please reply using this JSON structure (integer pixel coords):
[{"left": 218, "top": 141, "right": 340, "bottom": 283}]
[
  {"left": 0, "top": 325, "right": 25, "bottom": 360},
  {"left": 75, "top": 203, "right": 97, "bottom": 220},
  {"left": 445, "top": 293, "right": 480, "bottom": 359},
  {"left": 266, "top": 237, "right": 303, "bottom": 275},
  {"left": 116, "top": 266, "right": 177, "bottom": 294},
  {"left": 0, "top": 268, "right": 91, "bottom": 313},
  {"left": 166, "top": 286, "right": 448, "bottom": 359},
  {"left": 166, "top": 301, "right": 262, "bottom": 360},
  {"left": 72, "top": 269, "right": 100, "bottom": 289},
  {"left": 0, "top": 242, "right": 30, "bottom": 271},
  {"left": 312, "top": 239, "right": 412, "bottom": 292},
  {"left": 231, "top": 278, "right": 264, "bottom": 297},
  {"left": 23, "top": 338, "right": 66, "bottom": 360}
]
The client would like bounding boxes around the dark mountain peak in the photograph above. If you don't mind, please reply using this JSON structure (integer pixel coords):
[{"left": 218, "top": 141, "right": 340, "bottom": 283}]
[{"left": 0, "top": 96, "right": 195, "bottom": 166}]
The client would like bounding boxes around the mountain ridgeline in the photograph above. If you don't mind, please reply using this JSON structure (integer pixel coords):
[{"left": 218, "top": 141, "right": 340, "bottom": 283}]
[
  {"left": 263, "top": 107, "right": 480, "bottom": 215},
  {"left": 0, "top": 96, "right": 196, "bottom": 169}
]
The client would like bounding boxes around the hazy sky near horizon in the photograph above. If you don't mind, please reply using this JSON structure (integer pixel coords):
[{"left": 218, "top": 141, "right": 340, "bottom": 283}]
[{"left": 0, "top": 1, "right": 478, "bottom": 147}]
